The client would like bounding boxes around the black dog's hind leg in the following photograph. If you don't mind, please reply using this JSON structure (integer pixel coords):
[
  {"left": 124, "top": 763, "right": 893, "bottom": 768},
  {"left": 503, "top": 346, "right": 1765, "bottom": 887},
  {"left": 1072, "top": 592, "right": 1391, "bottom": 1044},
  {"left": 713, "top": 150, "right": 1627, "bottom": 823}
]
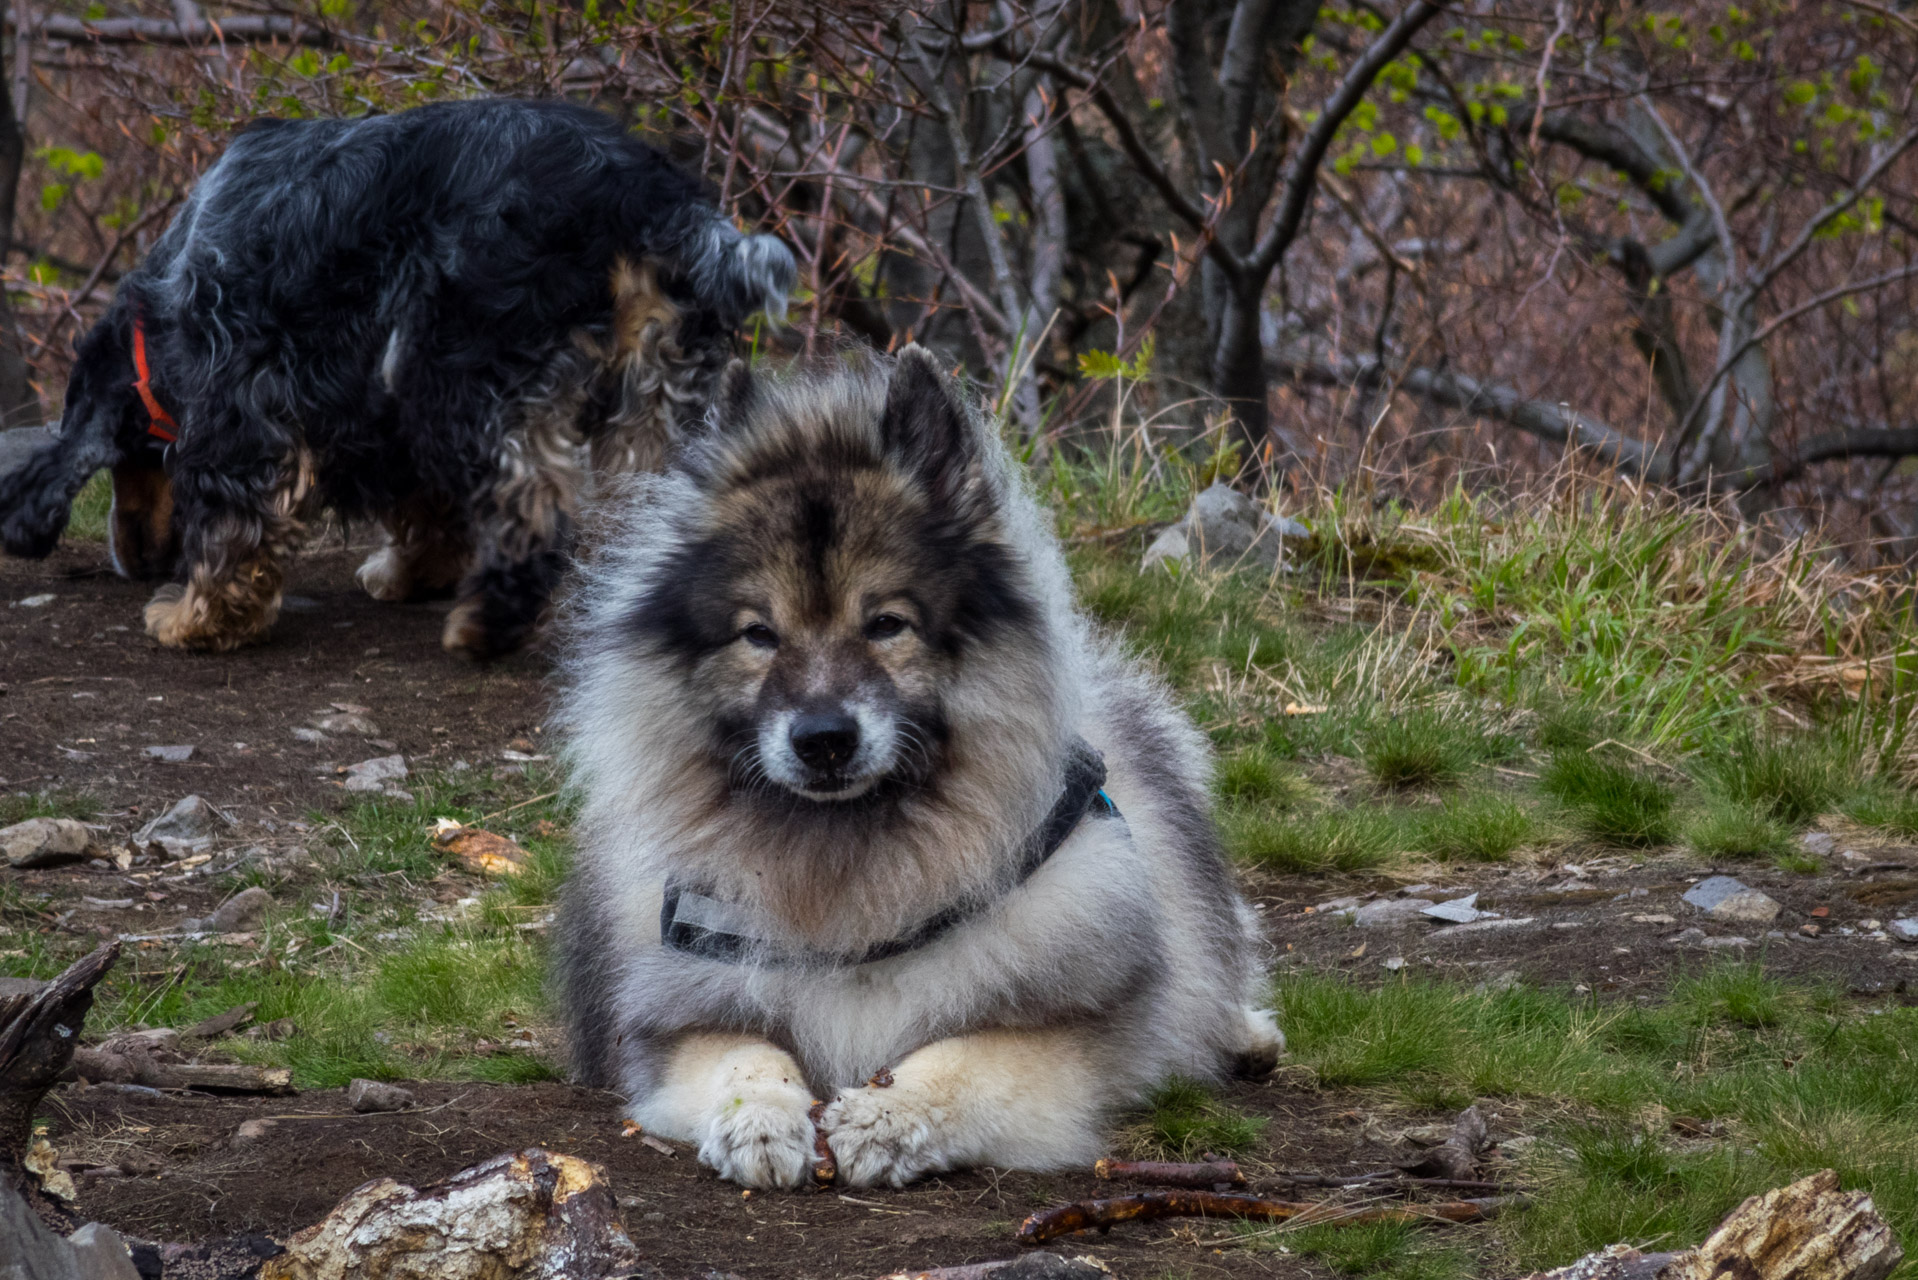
[
  {"left": 357, "top": 493, "right": 473, "bottom": 603},
  {"left": 442, "top": 405, "right": 587, "bottom": 660}
]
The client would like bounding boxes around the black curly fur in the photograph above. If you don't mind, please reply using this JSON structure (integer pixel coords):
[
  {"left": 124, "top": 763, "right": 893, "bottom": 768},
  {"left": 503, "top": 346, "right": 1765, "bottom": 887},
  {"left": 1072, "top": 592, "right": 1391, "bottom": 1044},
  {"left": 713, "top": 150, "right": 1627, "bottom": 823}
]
[{"left": 0, "top": 97, "right": 793, "bottom": 654}]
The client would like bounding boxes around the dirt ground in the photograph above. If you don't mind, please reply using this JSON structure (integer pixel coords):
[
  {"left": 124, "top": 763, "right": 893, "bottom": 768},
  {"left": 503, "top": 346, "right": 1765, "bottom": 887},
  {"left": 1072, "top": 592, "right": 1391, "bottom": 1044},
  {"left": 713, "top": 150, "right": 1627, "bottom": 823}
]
[{"left": 6, "top": 534, "right": 1918, "bottom": 1278}]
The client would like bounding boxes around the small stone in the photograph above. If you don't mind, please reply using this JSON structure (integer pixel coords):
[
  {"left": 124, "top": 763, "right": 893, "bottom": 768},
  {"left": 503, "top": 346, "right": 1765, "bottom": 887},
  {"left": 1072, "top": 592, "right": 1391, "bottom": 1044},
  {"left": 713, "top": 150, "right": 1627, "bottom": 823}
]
[
  {"left": 1316, "top": 895, "right": 1365, "bottom": 913},
  {"left": 1140, "top": 482, "right": 1309, "bottom": 572},
  {"left": 1632, "top": 913, "right": 1677, "bottom": 924},
  {"left": 1887, "top": 919, "right": 1918, "bottom": 944},
  {"left": 143, "top": 744, "right": 196, "bottom": 763},
  {"left": 1701, "top": 935, "right": 1753, "bottom": 949},
  {"left": 1668, "top": 928, "right": 1709, "bottom": 946},
  {"left": 134, "top": 795, "right": 229, "bottom": 858},
  {"left": 1800, "top": 831, "right": 1837, "bottom": 855},
  {"left": 346, "top": 1078, "right": 416, "bottom": 1113},
  {"left": 342, "top": 754, "right": 407, "bottom": 792},
  {"left": 16, "top": 593, "right": 54, "bottom": 607},
  {"left": 291, "top": 727, "right": 329, "bottom": 745},
  {"left": 1352, "top": 898, "right": 1436, "bottom": 927},
  {"left": 1382, "top": 956, "right": 1406, "bottom": 971},
  {"left": 1421, "top": 892, "right": 1481, "bottom": 924},
  {"left": 205, "top": 886, "right": 273, "bottom": 933},
  {"left": 1, "top": 816, "right": 94, "bottom": 867},
  {"left": 1682, "top": 875, "right": 1781, "bottom": 924},
  {"left": 316, "top": 712, "right": 382, "bottom": 737}
]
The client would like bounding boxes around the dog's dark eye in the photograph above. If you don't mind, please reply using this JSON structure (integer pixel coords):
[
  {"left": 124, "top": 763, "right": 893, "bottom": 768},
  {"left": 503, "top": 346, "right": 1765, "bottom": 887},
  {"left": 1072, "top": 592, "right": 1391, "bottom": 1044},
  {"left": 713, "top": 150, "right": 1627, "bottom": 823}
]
[
  {"left": 741, "top": 623, "right": 779, "bottom": 649},
  {"left": 865, "top": 614, "right": 909, "bottom": 641}
]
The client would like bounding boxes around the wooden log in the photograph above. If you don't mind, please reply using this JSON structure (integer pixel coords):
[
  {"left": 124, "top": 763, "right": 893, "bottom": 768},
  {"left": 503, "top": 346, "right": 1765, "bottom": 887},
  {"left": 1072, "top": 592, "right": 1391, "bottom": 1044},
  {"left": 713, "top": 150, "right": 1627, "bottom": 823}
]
[
  {"left": 1664, "top": 1169, "right": 1902, "bottom": 1280},
  {"left": 1017, "top": 1189, "right": 1512, "bottom": 1245},
  {"left": 69, "top": 1050, "right": 294, "bottom": 1095},
  {"left": 1094, "top": 1157, "right": 1246, "bottom": 1188},
  {"left": 0, "top": 942, "right": 118, "bottom": 1218},
  {"left": 1512, "top": 1168, "right": 1901, "bottom": 1280},
  {"left": 260, "top": 1148, "right": 639, "bottom": 1280}
]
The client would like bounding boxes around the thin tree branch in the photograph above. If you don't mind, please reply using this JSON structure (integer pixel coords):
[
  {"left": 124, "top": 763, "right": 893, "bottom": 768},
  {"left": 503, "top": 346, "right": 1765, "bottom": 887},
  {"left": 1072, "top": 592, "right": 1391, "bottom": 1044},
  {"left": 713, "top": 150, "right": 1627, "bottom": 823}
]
[
  {"left": 1744, "top": 124, "right": 1918, "bottom": 302},
  {"left": 1250, "top": 0, "right": 1440, "bottom": 277},
  {"left": 5, "top": 9, "right": 328, "bottom": 46}
]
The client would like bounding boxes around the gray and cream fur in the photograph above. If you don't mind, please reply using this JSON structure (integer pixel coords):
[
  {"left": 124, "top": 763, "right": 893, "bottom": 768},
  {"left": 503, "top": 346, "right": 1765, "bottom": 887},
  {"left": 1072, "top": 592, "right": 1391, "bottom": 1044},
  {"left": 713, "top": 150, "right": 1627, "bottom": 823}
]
[{"left": 556, "top": 347, "right": 1279, "bottom": 1188}]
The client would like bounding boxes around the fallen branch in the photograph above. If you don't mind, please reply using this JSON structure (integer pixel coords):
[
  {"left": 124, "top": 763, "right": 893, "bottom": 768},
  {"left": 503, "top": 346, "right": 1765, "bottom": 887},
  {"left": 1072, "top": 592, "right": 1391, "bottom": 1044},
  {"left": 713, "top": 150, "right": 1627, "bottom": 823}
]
[
  {"left": 1094, "top": 1157, "right": 1245, "bottom": 1188},
  {"left": 1016, "top": 1190, "right": 1513, "bottom": 1245},
  {"left": 5, "top": 9, "right": 330, "bottom": 45},
  {"left": 70, "top": 1048, "right": 294, "bottom": 1095},
  {"left": 1, "top": 942, "right": 119, "bottom": 1215}
]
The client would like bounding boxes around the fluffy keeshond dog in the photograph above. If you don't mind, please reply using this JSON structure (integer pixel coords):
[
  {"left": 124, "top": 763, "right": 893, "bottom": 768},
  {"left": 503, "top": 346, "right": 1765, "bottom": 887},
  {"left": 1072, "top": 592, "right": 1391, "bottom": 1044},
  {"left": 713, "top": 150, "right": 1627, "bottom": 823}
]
[{"left": 556, "top": 346, "right": 1281, "bottom": 1188}]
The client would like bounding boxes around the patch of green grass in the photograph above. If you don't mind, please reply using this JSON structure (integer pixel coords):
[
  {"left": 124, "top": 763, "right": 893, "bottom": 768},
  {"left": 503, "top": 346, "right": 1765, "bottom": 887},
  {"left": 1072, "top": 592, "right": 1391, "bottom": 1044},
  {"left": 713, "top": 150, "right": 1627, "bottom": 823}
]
[
  {"left": 1214, "top": 745, "right": 1313, "bottom": 808},
  {"left": 1222, "top": 805, "right": 1408, "bottom": 873},
  {"left": 1842, "top": 779, "right": 1918, "bottom": 837},
  {"left": 64, "top": 470, "right": 111, "bottom": 542},
  {"left": 1275, "top": 965, "right": 1918, "bottom": 1274},
  {"left": 0, "top": 789, "right": 99, "bottom": 825},
  {"left": 1540, "top": 753, "right": 1677, "bottom": 847},
  {"left": 1413, "top": 792, "right": 1537, "bottom": 862},
  {"left": 1360, "top": 708, "right": 1477, "bottom": 789},
  {"left": 1683, "top": 800, "right": 1793, "bottom": 860},
  {"left": 1130, "top": 1076, "right": 1267, "bottom": 1160},
  {"left": 1254, "top": 1221, "right": 1471, "bottom": 1280},
  {"left": 1696, "top": 732, "right": 1846, "bottom": 828}
]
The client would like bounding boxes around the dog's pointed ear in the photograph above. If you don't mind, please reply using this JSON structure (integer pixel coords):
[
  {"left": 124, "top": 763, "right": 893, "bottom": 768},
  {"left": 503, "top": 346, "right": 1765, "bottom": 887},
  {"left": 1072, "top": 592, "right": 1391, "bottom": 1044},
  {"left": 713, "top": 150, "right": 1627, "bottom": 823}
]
[{"left": 881, "top": 345, "right": 981, "bottom": 507}]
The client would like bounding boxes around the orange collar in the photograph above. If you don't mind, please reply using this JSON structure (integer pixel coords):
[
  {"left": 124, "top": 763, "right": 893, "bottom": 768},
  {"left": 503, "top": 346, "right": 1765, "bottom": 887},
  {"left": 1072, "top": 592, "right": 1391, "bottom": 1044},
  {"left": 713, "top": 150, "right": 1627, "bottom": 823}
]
[{"left": 131, "top": 313, "right": 177, "bottom": 444}]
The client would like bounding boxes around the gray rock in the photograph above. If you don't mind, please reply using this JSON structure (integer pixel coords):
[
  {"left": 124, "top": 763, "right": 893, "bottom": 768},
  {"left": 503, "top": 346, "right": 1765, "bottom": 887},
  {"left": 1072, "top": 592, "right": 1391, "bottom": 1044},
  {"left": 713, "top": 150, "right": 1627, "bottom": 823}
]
[
  {"left": 1668, "top": 927, "right": 1710, "bottom": 946},
  {"left": 315, "top": 712, "right": 381, "bottom": 737},
  {"left": 134, "top": 795, "right": 229, "bottom": 858},
  {"left": 1421, "top": 892, "right": 1482, "bottom": 924},
  {"left": 0, "top": 976, "right": 48, "bottom": 999},
  {"left": 342, "top": 754, "right": 407, "bottom": 794},
  {"left": 1681, "top": 875, "right": 1781, "bottom": 924},
  {"left": 291, "top": 727, "right": 329, "bottom": 745},
  {"left": 346, "top": 1078, "right": 416, "bottom": 1113},
  {"left": 1800, "top": 831, "right": 1837, "bottom": 855},
  {"left": 1352, "top": 897, "right": 1435, "bottom": 927},
  {"left": 1701, "top": 935, "right": 1753, "bottom": 949},
  {"left": 204, "top": 886, "right": 273, "bottom": 933},
  {"left": 15, "top": 592, "right": 54, "bottom": 608},
  {"left": 1141, "top": 482, "right": 1309, "bottom": 572},
  {"left": 232, "top": 1118, "right": 278, "bottom": 1145},
  {"left": 66, "top": 1221, "right": 142, "bottom": 1280},
  {"left": 1, "top": 816, "right": 94, "bottom": 867},
  {"left": 1316, "top": 895, "right": 1365, "bottom": 913},
  {"left": 1427, "top": 916, "right": 1537, "bottom": 936},
  {"left": 0, "top": 424, "right": 54, "bottom": 478},
  {"left": 1887, "top": 918, "right": 1918, "bottom": 944},
  {"left": 142, "top": 744, "right": 195, "bottom": 763}
]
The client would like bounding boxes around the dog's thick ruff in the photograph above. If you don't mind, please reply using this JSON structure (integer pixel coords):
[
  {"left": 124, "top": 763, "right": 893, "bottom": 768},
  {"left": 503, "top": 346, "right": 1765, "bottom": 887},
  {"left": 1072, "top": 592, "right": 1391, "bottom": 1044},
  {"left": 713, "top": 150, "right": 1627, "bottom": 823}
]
[
  {"left": 556, "top": 349, "right": 1281, "bottom": 1189},
  {"left": 0, "top": 97, "right": 793, "bottom": 655}
]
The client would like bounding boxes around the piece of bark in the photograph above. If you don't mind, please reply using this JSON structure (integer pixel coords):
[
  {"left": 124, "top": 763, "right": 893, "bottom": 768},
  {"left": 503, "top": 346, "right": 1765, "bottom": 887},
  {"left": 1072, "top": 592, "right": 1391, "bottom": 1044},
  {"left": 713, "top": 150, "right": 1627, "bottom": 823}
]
[
  {"left": 1016, "top": 1190, "right": 1512, "bottom": 1245},
  {"left": 1094, "top": 1157, "right": 1246, "bottom": 1188},
  {"left": 810, "top": 1101, "right": 836, "bottom": 1186},
  {"left": 0, "top": 942, "right": 118, "bottom": 1221},
  {"left": 1663, "top": 1169, "right": 1902, "bottom": 1280},
  {"left": 1399, "top": 1104, "right": 1488, "bottom": 1181},
  {"left": 430, "top": 822, "right": 530, "bottom": 877},
  {"left": 259, "top": 1148, "right": 639, "bottom": 1280},
  {"left": 182, "top": 1002, "right": 257, "bottom": 1039}
]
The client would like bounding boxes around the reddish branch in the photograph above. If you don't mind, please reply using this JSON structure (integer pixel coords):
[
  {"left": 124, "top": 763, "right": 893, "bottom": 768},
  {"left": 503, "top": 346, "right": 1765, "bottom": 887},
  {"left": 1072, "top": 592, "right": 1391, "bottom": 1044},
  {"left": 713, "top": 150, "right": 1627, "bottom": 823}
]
[
  {"left": 1094, "top": 1158, "right": 1245, "bottom": 1188},
  {"left": 1016, "top": 1190, "right": 1515, "bottom": 1245}
]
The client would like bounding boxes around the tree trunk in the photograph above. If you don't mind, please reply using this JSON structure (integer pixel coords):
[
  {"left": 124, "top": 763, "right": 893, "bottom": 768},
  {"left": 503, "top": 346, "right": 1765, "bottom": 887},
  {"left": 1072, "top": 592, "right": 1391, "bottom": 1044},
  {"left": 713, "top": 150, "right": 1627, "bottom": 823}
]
[
  {"left": 1213, "top": 279, "right": 1269, "bottom": 467},
  {"left": 0, "top": 43, "right": 40, "bottom": 431}
]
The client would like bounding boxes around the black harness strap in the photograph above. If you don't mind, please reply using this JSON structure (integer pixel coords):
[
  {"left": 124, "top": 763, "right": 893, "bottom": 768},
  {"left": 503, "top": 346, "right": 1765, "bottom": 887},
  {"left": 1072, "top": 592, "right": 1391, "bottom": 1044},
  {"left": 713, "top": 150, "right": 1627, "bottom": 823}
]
[{"left": 661, "top": 737, "right": 1121, "bottom": 967}]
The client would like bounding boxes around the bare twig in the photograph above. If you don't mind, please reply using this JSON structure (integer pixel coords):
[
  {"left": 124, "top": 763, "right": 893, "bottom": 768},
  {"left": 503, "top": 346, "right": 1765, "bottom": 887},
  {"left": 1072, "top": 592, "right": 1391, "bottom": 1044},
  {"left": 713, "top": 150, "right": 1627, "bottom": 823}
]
[{"left": 1017, "top": 1190, "right": 1516, "bottom": 1244}]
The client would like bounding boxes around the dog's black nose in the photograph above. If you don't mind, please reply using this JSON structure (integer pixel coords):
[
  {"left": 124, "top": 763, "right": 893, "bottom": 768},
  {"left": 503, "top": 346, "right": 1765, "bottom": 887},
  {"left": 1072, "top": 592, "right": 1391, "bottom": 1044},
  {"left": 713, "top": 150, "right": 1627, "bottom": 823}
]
[{"left": 790, "top": 713, "right": 860, "bottom": 770}]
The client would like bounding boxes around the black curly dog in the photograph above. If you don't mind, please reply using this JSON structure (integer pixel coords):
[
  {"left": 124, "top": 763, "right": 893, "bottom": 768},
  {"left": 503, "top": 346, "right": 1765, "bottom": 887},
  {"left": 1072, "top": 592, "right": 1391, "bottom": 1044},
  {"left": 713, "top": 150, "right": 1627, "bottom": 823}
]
[{"left": 0, "top": 98, "right": 792, "bottom": 656}]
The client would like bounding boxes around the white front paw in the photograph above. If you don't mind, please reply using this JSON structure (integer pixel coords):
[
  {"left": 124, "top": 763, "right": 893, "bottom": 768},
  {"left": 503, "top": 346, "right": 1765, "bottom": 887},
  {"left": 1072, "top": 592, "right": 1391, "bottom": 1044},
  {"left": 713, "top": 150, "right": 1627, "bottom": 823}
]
[
  {"left": 822, "top": 1085, "right": 948, "bottom": 1187},
  {"left": 695, "top": 1089, "right": 815, "bottom": 1189}
]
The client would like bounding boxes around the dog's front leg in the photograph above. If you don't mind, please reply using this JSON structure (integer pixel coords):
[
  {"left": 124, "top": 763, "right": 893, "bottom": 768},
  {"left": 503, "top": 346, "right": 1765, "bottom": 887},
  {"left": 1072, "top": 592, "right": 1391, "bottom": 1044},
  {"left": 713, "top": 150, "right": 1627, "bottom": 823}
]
[
  {"left": 630, "top": 1033, "right": 817, "bottom": 1190},
  {"left": 822, "top": 1028, "right": 1107, "bottom": 1187}
]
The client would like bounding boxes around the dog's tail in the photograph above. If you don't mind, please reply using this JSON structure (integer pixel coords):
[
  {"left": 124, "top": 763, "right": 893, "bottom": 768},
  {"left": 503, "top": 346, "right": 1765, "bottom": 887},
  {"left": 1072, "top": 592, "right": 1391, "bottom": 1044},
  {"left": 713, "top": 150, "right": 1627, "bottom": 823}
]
[
  {"left": 0, "top": 309, "right": 135, "bottom": 559},
  {"left": 673, "top": 211, "right": 797, "bottom": 328}
]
